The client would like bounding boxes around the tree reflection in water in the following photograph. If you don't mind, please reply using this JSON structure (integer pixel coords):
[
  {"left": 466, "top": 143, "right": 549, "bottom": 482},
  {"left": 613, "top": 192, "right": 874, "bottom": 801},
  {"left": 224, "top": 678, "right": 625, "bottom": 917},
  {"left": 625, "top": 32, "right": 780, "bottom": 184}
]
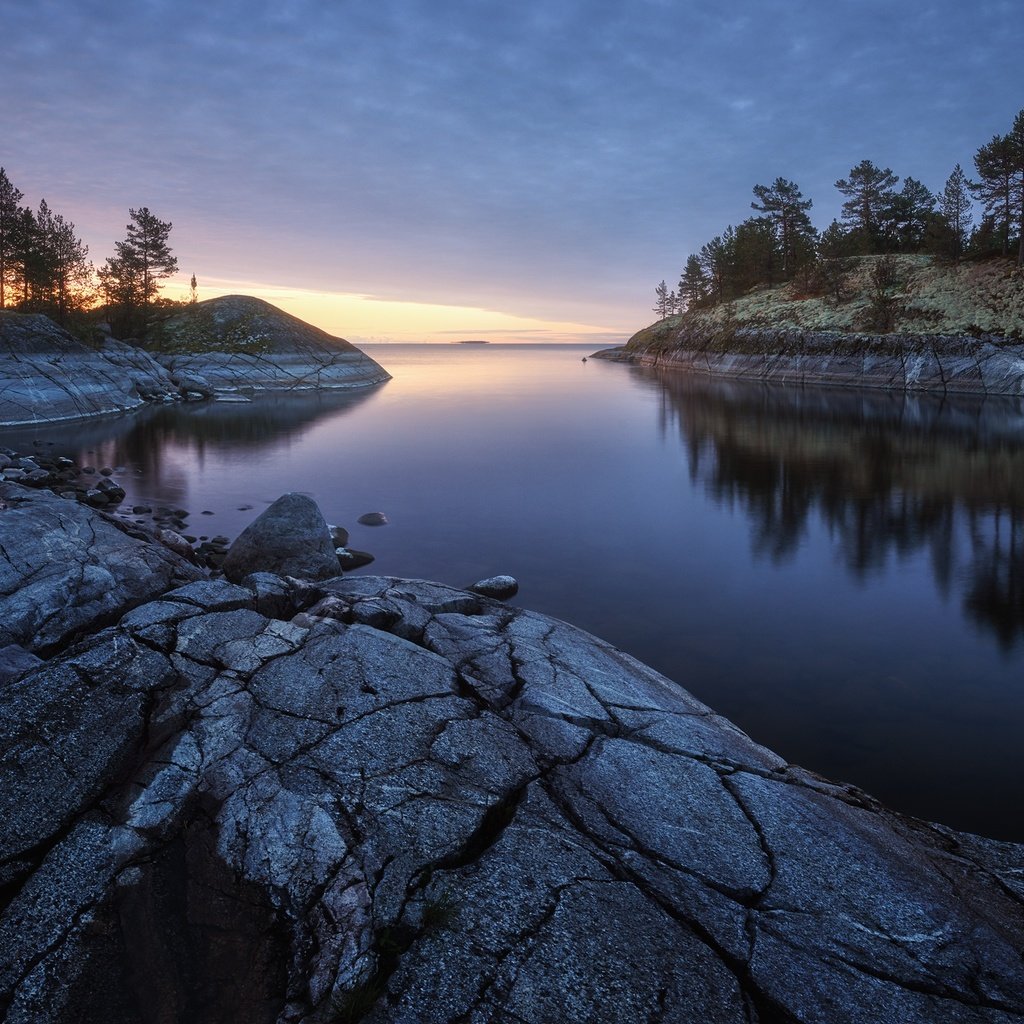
[{"left": 646, "top": 367, "right": 1024, "bottom": 649}]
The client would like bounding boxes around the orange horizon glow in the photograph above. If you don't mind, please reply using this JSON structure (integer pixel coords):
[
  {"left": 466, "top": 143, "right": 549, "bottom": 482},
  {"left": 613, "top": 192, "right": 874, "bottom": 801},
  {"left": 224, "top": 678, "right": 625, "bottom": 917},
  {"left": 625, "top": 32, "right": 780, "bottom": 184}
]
[{"left": 160, "top": 276, "right": 629, "bottom": 346}]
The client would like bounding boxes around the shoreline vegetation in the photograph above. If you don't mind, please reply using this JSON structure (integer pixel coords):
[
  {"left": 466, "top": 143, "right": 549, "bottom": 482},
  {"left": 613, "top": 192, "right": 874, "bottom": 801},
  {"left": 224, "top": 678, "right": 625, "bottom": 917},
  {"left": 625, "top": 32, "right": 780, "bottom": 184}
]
[{"left": 613, "top": 109, "right": 1024, "bottom": 393}]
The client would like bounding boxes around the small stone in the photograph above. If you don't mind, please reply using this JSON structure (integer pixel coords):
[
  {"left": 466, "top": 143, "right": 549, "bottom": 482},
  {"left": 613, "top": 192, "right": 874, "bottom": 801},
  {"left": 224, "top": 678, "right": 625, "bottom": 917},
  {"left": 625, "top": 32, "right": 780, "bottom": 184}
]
[
  {"left": 469, "top": 575, "right": 519, "bottom": 600},
  {"left": 357, "top": 512, "right": 388, "bottom": 526},
  {"left": 83, "top": 489, "right": 109, "bottom": 507},
  {"left": 99, "top": 467, "right": 113, "bottom": 476},
  {"left": 329, "top": 524, "right": 349, "bottom": 547},
  {"left": 336, "top": 548, "right": 375, "bottom": 570},
  {"left": 132, "top": 505, "right": 152, "bottom": 514}
]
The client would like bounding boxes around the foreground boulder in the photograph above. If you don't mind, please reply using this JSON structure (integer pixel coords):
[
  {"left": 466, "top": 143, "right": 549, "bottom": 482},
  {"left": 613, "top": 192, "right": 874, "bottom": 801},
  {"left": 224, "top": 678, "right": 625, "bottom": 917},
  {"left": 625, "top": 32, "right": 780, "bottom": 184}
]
[
  {"left": 0, "top": 496, "right": 1021, "bottom": 1023},
  {"left": 220, "top": 492, "right": 342, "bottom": 583}
]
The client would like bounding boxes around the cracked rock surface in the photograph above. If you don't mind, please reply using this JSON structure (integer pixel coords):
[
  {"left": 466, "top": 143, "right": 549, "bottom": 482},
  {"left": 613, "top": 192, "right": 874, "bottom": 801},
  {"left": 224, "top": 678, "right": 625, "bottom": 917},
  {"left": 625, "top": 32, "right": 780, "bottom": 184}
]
[
  {"left": 0, "top": 313, "right": 177, "bottom": 426},
  {"left": 0, "top": 495, "right": 1022, "bottom": 1023}
]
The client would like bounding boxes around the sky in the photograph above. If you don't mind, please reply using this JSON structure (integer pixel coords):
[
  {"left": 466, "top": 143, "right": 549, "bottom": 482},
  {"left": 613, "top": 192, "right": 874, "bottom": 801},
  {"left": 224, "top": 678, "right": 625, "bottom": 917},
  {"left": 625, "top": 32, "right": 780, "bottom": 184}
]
[{"left": 3, "top": 0, "right": 1022, "bottom": 343}]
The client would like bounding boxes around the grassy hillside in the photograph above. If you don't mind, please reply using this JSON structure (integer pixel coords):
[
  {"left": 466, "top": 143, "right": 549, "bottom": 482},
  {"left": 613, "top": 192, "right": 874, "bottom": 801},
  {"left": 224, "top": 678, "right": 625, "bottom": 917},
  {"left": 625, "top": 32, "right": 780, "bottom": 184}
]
[{"left": 630, "top": 255, "right": 1024, "bottom": 352}]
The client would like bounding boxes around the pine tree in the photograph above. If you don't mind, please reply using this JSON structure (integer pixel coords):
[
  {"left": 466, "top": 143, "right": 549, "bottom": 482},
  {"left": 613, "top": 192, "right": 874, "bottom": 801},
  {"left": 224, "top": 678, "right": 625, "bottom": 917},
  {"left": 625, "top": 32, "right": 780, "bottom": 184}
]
[
  {"left": 653, "top": 280, "right": 671, "bottom": 319},
  {"left": 0, "top": 168, "right": 24, "bottom": 309},
  {"left": 699, "top": 227, "right": 736, "bottom": 304},
  {"left": 33, "top": 200, "right": 91, "bottom": 324},
  {"left": 972, "top": 133, "right": 1015, "bottom": 257},
  {"left": 939, "top": 165, "right": 973, "bottom": 261},
  {"left": 885, "top": 177, "right": 935, "bottom": 252},
  {"left": 189, "top": 273, "right": 198, "bottom": 304},
  {"left": 750, "top": 177, "right": 815, "bottom": 277},
  {"left": 1010, "top": 109, "right": 1024, "bottom": 266},
  {"left": 678, "top": 254, "right": 709, "bottom": 310},
  {"left": 835, "top": 160, "right": 900, "bottom": 251},
  {"left": 102, "top": 206, "right": 177, "bottom": 337}
]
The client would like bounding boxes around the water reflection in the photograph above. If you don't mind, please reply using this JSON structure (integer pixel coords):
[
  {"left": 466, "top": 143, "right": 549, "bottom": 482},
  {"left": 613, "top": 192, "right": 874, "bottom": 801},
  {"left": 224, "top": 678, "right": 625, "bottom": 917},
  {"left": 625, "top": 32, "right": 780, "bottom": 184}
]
[
  {"left": 2, "top": 387, "right": 385, "bottom": 510},
  {"left": 647, "top": 368, "right": 1024, "bottom": 648}
]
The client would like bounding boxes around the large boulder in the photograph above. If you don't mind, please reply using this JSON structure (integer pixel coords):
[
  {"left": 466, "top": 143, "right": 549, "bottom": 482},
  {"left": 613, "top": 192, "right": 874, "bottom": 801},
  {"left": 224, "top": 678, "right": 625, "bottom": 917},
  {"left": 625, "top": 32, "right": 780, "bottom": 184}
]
[
  {"left": 0, "top": 550, "right": 1021, "bottom": 1021},
  {"left": 220, "top": 492, "right": 342, "bottom": 583}
]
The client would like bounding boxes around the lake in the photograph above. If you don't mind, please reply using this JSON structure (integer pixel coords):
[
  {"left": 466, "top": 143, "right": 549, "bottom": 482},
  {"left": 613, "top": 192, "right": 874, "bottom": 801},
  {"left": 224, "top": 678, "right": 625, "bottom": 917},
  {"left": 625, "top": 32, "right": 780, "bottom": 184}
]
[{"left": 4, "top": 342, "right": 1023, "bottom": 841}]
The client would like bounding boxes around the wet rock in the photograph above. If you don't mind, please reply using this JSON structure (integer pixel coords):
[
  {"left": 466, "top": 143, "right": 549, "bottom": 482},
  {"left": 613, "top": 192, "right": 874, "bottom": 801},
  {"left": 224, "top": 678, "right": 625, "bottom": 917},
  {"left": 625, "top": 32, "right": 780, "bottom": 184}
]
[
  {"left": 357, "top": 511, "right": 388, "bottom": 526},
  {"left": 328, "top": 523, "right": 349, "bottom": 547},
  {"left": 0, "top": 643, "right": 42, "bottom": 685},
  {"left": 470, "top": 574, "right": 519, "bottom": 600},
  {"left": 335, "top": 547, "right": 375, "bottom": 570},
  {"left": 0, "top": 483, "right": 202, "bottom": 654},
  {"left": 221, "top": 492, "right": 341, "bottom": 584},
  {"left": 0, "top": 497, "right": 1021, "bottom": 1024},
  {"left": 0, "top": 566, "right": 1020, "bottom": 1022}
]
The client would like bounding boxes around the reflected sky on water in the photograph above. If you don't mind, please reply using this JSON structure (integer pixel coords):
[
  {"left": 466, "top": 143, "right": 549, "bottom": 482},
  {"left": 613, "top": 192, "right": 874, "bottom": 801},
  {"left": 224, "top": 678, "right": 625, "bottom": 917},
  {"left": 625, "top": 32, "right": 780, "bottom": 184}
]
[{"left": 5, "top": 344, "right": 1023, "bottom": 841}]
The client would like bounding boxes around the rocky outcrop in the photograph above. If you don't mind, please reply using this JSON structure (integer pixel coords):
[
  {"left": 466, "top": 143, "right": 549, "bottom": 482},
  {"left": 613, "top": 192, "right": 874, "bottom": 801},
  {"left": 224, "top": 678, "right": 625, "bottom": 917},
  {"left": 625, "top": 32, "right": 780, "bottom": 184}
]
[
  {"left": 0, "top": 312, "right": 178, "bottom": 426},
  {"left": 0, "top": 301, "right": 389, "bottom": 427},
  {"left": 148, "top": 296, "right": 391, "bottom": 395},
  {"left": 0, "top": 487, "right": 1021, "bottom": 1023},
  {"left": 0, "top": 482, "right": 203, "bottom": 655},
  {"left": 597, "top": 325, "right": 1024, "bottom": 397}
]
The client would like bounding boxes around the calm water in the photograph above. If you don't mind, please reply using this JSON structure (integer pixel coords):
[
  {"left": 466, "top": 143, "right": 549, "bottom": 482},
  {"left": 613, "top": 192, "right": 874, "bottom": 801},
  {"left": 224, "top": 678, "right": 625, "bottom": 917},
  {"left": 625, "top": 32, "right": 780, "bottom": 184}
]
[{"left": 5, "top": 343, "right": 1024, "bottom": 841}]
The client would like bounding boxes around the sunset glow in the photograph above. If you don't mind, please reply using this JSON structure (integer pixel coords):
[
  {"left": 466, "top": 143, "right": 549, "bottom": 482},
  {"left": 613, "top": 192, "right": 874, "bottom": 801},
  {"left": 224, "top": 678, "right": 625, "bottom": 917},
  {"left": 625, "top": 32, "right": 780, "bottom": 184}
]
[{"left": 161, "top": 277, "right": 627, "bottom": 345}]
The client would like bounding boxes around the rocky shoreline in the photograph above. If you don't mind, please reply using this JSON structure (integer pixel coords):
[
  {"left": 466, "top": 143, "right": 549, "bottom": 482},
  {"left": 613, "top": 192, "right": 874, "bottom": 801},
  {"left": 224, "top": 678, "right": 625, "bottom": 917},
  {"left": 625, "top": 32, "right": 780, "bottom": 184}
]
[
  {"left": 0, "top": 300, "right": 390, "bottom": 429},
  {"left": 0, "top": 483, "right": 1022, "bottom": 1022},
  {"left": 595, "top": 325, "right": 1024, "bottom": 396}
]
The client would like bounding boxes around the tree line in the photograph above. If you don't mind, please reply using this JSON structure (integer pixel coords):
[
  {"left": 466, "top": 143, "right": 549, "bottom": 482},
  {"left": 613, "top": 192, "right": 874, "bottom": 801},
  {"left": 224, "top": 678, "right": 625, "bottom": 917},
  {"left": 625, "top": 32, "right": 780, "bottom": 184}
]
[
  {"left": 0, "top": 167, "right": 183, "bottom": 339},
  {"left": 653, "top": 108, "right": 1024, "bottom": 319}
]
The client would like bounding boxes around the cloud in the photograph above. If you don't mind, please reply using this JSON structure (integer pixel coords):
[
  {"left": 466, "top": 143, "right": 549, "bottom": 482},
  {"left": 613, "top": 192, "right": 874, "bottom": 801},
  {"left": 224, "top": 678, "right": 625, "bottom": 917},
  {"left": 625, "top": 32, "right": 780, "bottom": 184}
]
[{"left": 4, "top": 0, "right": 1023, "bottom": 333}]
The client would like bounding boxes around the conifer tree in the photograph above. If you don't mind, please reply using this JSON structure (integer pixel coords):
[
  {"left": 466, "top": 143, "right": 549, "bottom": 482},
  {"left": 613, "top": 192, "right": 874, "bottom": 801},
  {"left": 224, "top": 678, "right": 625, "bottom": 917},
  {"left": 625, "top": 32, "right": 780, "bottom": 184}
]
[
  {"left": 835, "top": 160, "right": 900, "bottom": 250},
  {"left": 101, "top": 206, "right": 177, "bottom": 337},
  {"left": 678, "top": 255, "right": 709, "bottom": 310},
  {"left": 972, "top": 133, "right": 1015, "bottom": 257},
  {"left": 750, "top": 177, "right": 815, "bottom": 277},
  {"left": 939, "top": 164, "right": 973, "bottom": 261},
  {"left": 653, "top": 280, "right": 672, "bottom": 319},
  {"left": 0, "top": 168, "right": 24, "bottom": 309}
]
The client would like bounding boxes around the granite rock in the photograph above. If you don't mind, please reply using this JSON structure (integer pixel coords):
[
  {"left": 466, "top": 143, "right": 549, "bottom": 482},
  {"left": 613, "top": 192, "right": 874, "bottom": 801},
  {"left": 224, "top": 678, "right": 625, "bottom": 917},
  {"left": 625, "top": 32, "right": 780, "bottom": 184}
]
[
  {"left": 0, "top": 544, "right": 1021, "bottom": 1021},
  {"left": 220, "top": 492, "right": 342, "bottom": 584}
]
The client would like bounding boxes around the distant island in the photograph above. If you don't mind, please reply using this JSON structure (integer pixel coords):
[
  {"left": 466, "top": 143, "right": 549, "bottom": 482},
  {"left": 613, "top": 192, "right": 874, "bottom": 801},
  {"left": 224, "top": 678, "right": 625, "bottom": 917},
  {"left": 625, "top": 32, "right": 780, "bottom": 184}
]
[{"left": 453, "top": 339, "right": 490, "bottom": 344}]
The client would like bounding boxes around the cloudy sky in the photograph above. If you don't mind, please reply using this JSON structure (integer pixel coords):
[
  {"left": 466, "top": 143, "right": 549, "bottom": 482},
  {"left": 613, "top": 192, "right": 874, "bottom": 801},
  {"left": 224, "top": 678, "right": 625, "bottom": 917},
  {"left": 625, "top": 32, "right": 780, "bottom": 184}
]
[{"left": 3, "top": 0, "right": 1021, "bottom": 342}]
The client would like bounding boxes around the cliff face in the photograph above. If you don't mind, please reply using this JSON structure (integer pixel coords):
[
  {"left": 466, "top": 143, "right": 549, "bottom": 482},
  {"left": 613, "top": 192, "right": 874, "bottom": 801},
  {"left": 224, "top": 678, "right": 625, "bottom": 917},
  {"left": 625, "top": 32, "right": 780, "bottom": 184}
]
[
  {"left": 605, "top": 256, "right": 1024, "bottom": 396},
  {"left": 0, "top": 484, "right": 1022, "bottom": 1023}
]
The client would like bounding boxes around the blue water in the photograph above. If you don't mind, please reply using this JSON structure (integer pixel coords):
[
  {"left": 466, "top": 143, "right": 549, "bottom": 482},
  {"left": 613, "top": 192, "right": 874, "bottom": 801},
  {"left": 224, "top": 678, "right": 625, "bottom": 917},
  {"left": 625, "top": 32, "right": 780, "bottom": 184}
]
[{"left": 5, "top": 343, "right": 1023, "bottom": 841}]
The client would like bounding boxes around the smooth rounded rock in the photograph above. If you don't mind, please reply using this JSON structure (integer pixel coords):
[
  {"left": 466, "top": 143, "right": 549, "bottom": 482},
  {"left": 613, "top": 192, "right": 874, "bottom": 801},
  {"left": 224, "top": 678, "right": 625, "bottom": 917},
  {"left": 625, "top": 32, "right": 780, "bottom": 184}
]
[
  {"left": 357, "top": 511, "right": 388, "bottom": 526},
  {"left": 469, "top": 574, "right": 519, "bottom": 600},
  {"left": 221, "top": 493, "right": 341, "bottom": 584}
]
